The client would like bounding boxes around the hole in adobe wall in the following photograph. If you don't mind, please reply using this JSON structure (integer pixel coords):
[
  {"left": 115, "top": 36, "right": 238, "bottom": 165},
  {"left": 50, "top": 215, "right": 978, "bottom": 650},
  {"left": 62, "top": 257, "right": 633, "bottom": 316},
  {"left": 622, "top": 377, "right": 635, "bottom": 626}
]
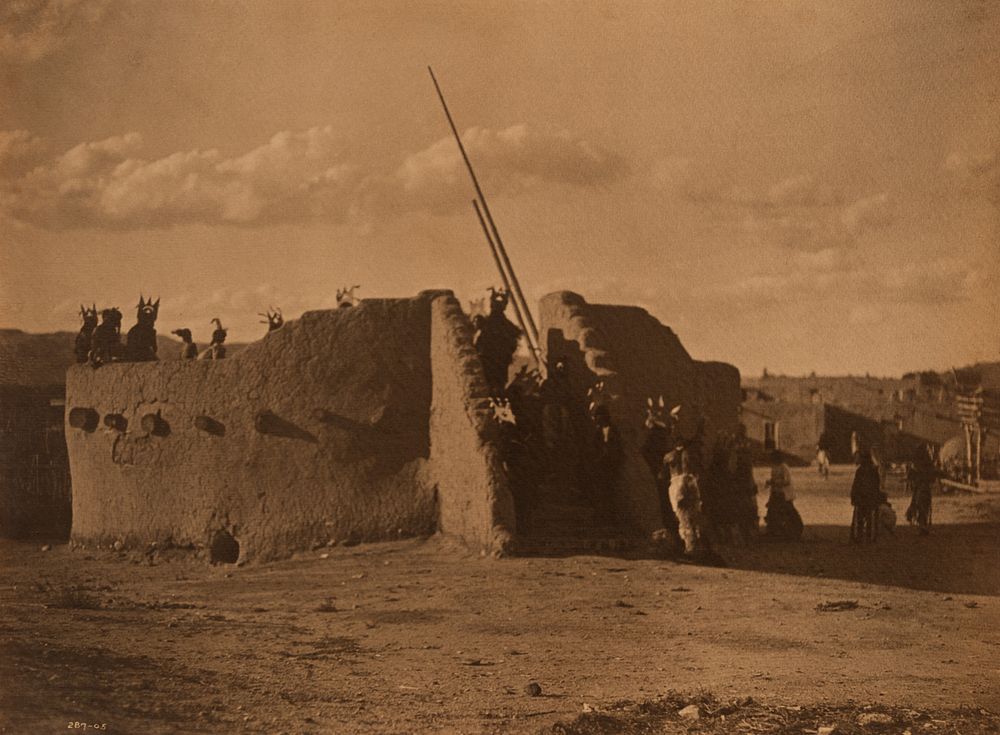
[
  {"left": 209, "top": 530, "right": 240, "bottom": 564},
  {"left": 140, "top": 411, "right": 170, "bottom": 437},
  {"left": 103, "top": 413, "right": 128, "bottom": 432},
  {"left": 68, "top": 407, "right": 99, "bottom": 432}
]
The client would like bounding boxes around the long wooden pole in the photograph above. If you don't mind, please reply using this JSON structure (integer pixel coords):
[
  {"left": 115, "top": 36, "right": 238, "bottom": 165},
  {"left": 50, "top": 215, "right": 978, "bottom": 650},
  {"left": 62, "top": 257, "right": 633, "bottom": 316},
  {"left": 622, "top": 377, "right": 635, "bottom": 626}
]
[
  {"left": 474, "top": 187, "right": 542, "bottom": 352},
  {"left": 975, "top": 422, "right": 982, "bottom": 485},
  {"left": 427, "top": 66, "right": 543, "bottom": 361},
  {"left": 964, "top": 423, "right": 974, "bottom": 484},
  {"left": 473, "top": 200, "right": 542, "bottom": 369}
]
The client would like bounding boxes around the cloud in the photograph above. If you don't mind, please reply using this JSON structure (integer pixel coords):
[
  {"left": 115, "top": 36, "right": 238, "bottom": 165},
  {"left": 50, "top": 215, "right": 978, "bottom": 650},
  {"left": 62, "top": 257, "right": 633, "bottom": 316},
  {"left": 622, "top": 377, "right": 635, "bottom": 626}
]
[
  {"left": 841, "top": 192, "right": 894, "bottom": 237},
  {"left": 0, "top": 129, "right": 47, "bottom": 175},
  {"left": 741, "top": 190, "right": 893, "bottom": 252},
  {"left": 649, "top": 156, "right": 750, "bottom": 205},
  {"left": 742, "top": 211, "right": 848, "bottom": 252},
  {"left": 790, "top": 247, "right": 850, "bottom": 273},
  {"left": 943, "top": 150, "right": 999, "bottom": 202},
  {"left": 711, "top": 256, "right": 982, "bottom": 310},
  {"left": 361, "top": 124, "right": 628, "bottom": 217},
  {"left": 766, "top": 173, "right": 839, "bottom": 207},
  {"left": 0, "top": 126, "right": 362, "bottom": 228},
  {"left": 0, "top": 0, "right": 109, "bottom": 63},
  {"left": 882, "top": 258, "right": 987, "bottom": 305},
  {"left": 658, "top": 164, "right": 840, "bottom": 209},
  {"left": 0, "top": 124, "right": 625, "bottom": 229},
  {"left": 652, "top": 161, "right": 889, "bottom": 252}
]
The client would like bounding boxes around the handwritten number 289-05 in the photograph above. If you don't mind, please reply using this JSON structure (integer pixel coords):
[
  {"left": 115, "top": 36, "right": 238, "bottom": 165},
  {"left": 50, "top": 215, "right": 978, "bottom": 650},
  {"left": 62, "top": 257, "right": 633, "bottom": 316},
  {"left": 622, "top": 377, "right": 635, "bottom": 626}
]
[{"left": 67, "top": 723, "right": 107, "bottom": 730}]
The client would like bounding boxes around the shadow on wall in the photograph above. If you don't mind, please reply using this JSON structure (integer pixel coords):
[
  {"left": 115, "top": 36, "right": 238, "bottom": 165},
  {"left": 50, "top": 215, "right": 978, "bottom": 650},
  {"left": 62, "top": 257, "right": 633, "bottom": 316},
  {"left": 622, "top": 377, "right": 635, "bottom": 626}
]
[
  {"left": 824, "top": 405, "right": 939, "bottom": 463},
  {"left": 745, "top": 438, "right": 811, "bottom": 467},
  {"left": 254, "top": 411, "right": 317, "bottom": 443},
  {"left": 723, "top": 522, "right": 1000, "bottom": 596},
  {"left": 824, "top": 405, "right": 882, "bottom": 462},
  {"left": 545, "top": 328, "right": 598, "bottom": 441}
]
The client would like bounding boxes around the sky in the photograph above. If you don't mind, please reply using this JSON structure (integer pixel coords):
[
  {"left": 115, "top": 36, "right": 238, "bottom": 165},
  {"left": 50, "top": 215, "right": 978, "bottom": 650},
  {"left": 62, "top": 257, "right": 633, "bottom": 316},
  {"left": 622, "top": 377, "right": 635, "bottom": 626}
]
[{"left": 0, "top": 0, "right": 997, "bottom": 377}]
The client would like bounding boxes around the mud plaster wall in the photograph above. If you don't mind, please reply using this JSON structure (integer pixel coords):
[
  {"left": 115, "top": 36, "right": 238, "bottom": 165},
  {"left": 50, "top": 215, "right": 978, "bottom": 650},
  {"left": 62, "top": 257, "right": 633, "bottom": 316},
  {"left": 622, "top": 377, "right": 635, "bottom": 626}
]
[
  {"left": 539, "top": 291, "right": 741, "bottom": 535},
  {"left": 66, "top": 296, "right": 448, "bottom": 562},
  {"left": 429, "top": 295, "right": 515, "bottom": 553},
  {"left": 742, "top": 400, "right": 824, "bottom": 462}
]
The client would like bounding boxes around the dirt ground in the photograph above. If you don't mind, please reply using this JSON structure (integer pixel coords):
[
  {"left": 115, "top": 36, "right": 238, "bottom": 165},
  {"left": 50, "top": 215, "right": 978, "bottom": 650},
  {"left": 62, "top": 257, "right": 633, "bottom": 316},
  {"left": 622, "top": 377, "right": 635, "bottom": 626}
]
[{"left": 2, "top": 466, "right": 999, "bottom": 734}]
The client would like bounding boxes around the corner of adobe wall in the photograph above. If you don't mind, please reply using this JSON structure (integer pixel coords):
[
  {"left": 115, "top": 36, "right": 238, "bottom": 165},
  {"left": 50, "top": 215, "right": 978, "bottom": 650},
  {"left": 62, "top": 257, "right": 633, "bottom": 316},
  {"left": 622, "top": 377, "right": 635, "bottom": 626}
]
[
  {"left": 694, "top": 360, "right": 743, "bottom": 438},
  {"left": 429, "top": 294, "right": 516, "bottom": 555},
  {"left": 537, "top": 291, "right": 662, "bottom": 537},
  {"left": 538, "top": 291, "right": 618, "bottom": 384}
]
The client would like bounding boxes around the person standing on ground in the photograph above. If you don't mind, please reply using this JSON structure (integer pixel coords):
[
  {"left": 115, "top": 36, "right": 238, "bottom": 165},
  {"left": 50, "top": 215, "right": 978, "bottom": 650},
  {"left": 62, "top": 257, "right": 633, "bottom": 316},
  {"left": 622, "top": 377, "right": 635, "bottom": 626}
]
[
  {"left": 816, "top": 430, "right": 832, "bottom": 479},
  {"left": 665, "top": 447, "right": 705, "bottom": 556},
  {"left": 850, "top": 447, "right": 881, "bottom": 543},
  {"left": 588, "top": 405, "right": 622, "bottom": 525},
  {"left": 906, "top": 443, "right": 937, "bottom": 536},
  {"left": 764, "top": 451, "right": 803, "bottom": 540},
  {"left": 731, "top": 424, "right": 759, "bottom": 543}
]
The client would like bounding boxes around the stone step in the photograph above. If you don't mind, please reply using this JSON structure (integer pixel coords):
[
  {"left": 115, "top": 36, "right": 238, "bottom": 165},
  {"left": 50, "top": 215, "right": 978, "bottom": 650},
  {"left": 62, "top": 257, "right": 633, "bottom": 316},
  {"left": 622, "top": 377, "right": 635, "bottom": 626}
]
[
  {"left": 532, "top": 478, "right": 588, "bottom": 505},
  {"left": 513, "top": 534, "right": 646, "bottom": 557},
  {"left": 529, "top": 502, "right": 595, "bottom": 526}
]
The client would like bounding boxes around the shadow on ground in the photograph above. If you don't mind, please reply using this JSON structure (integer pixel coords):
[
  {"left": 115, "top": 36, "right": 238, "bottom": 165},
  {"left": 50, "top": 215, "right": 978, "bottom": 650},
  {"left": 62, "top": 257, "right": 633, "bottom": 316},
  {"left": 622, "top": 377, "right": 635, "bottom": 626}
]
[
  {"left": 718, "top": 521, "right": 1000, "bottom": 596},
  {"left": 0, "top": 638, "right": 224, "bottom": 733}
]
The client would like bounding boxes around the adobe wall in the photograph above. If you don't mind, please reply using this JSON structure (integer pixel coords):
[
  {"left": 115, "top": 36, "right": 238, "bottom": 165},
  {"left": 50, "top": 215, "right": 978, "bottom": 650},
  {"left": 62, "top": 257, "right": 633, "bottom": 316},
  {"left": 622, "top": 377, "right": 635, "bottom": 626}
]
[
  {"left": 538, "top": 291, "right": 741, "bottom": 536},
  {"left": 429, "top": 295, "right": 516, "bottom": 553},
  {"left": 741, "top": 400, "right": 824, "bottom": 462},
  {"left": 65, "top": 292, "right": 509, "bottom": 562},
  {"left": 743, "top": 374, "right": 963, "bottom": 462}
]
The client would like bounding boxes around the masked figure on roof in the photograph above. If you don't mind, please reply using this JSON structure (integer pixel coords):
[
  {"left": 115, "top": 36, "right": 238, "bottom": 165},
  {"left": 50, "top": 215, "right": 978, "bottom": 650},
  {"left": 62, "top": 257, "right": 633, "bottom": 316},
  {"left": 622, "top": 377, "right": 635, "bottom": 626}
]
[
  {"left": 337, "top": 285, "right": 360, "bottom": 309},
  {"left": 171, "top": 328, "right": 198, "bottom": 359},
  {"left": 89, "top": 308, "right": 124, "bottom": 366},
  {"left": 259, "top": 307, "right": 283, "bottom": 332},
  {"left": 198, "top": 318, "right": 228, "bottom": 360},
  {"left": 124, "top": 296, "right": 160, "bottom": 362},
  {"left": 74, "top": 304, "right": 98, "bottom": 364},
  {"left": 473, "top": 287, "right": 521, "bottom": 395}
]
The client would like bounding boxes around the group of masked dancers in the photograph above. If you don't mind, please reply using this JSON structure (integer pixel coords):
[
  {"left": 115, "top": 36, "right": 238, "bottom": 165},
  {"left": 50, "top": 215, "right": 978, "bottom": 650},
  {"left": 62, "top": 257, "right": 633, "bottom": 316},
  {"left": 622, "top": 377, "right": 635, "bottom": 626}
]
[
  {"left": 74, "top": 297, "right": 232, "bottom": 366},
  {"left": 475, "top": 289, "right": 939, "bottom": 557}
]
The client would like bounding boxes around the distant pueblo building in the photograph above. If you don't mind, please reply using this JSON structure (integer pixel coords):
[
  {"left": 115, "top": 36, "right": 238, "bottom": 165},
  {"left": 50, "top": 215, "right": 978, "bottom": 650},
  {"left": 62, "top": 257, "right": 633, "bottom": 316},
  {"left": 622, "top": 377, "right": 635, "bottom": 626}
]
[
  {"left": 741, "top": 371, "right": 998, "bottom": 475},
  {"left": 60, "top": 290, "right": 741, "bottom": 562}
]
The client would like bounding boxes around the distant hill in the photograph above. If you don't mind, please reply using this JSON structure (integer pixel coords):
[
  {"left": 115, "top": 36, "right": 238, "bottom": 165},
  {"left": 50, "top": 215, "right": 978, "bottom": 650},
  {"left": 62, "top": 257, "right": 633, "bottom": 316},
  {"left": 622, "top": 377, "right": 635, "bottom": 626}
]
[
  {"left": 0, "top": 329, "right": 245, "bottom": 387},
  {"left": 745, "top": 362, "right": 1000, "bottom": 392}
]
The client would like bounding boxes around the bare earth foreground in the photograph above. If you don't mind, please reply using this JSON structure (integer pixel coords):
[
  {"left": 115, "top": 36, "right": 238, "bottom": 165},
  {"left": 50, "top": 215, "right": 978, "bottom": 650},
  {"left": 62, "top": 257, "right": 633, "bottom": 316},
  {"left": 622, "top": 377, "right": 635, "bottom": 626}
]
[{"left": 2, "top": 467, "right": 999, "bottom": 734}]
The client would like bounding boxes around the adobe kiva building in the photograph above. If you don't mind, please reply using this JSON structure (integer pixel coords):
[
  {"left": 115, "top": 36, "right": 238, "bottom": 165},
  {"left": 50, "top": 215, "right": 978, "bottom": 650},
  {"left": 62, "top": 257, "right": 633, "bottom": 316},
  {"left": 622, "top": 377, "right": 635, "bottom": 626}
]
[{"left": 64, "top": 290, "right": 741, "bottom": 562}]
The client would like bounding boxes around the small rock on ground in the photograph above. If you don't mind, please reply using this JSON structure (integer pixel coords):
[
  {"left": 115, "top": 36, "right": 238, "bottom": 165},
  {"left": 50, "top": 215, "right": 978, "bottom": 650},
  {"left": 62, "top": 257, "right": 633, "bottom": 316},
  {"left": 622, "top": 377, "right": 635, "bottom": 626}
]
[
  {"left": 678, "top": 704, "right": 700, "bottom": 720},
  {"left": 857, "top": 712, "right": 894, "bottom": 726}
]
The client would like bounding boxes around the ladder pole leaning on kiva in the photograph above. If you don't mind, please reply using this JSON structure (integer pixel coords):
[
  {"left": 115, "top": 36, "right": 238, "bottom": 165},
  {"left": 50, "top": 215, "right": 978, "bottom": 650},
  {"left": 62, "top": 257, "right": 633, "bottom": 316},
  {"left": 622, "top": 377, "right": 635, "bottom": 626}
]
[
  {"left": 475, "top": 192, "right": 542, "bottom": 353},
  {"left": 472, "top": 200, "right": 543, "bottom": 370},
  {"left": 427, "top": 66, "right": 543, "bottom": 361}
]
